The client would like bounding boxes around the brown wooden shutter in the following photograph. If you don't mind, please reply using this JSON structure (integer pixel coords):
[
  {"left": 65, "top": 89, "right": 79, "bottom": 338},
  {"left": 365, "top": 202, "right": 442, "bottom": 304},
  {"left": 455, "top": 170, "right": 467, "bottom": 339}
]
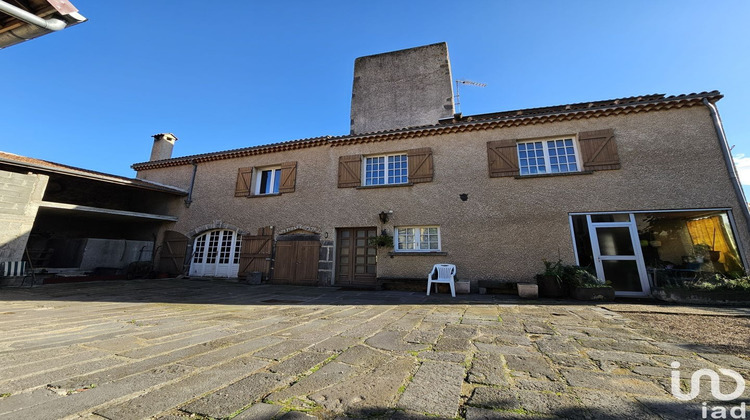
[
  {"left": 159, "top": 230, "right": 188, "bottom": 275},
  {"left": 487, "top": 139, "right": 520, "bottom": 177},
  {"left": 578, "top": 128, "right": 620, "bottom": 171},
  {"left": 279, "top": 161, "right": 297, "bottom": 193},
  {"left": 338, "top": 155, "right": 361, "bottom": 188},
  {"left": 407, "top": 147, "right": 434, "bottom": 183},
  {"left": 235, "top": 167, "right": 253, "bottom": 197}
]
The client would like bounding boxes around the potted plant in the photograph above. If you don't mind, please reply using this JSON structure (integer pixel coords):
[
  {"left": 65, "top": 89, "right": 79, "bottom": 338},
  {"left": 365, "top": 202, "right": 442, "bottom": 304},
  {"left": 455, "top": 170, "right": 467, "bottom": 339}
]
[
  {"left": 535, "top": 259, "right": 567, "bottom": 298},
  {"left": 368, "top": 233, "right": 393, "bottom": 249},
  {"left": 567, "top": 268, "right": 615, "bottom": 301}
]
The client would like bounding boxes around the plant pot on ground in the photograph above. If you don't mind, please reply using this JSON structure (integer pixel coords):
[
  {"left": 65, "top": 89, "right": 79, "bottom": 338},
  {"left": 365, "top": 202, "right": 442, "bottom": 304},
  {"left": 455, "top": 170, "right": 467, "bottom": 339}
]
[
  {"left": 568, "top": 268, "right": 615, "bottom": 301},
  {"left": 535, "top": 260, "right": 567, "bottom": 298}
]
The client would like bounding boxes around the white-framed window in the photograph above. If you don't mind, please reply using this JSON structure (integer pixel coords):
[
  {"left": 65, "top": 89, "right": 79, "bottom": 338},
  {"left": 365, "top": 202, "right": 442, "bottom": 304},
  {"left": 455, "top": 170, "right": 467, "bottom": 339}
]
[
  {"left": 517, "top": 137, "right": 580, "bottom": 175},
  {"left": 255, "top": 167, "right": 281, "bottom": 195},
  {"left": 395, "top": 226, "right": 441, "bottom": 252},
  {"left": 364, "top": 153, "right": 408, "bottom": 186}
]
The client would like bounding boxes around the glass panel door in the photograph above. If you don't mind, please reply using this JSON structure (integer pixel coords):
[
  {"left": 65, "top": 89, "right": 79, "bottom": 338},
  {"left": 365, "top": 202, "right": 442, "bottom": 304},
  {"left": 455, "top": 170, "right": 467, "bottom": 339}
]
[
  {"left": 588, "top": 214, "right": 650, "bottom": 297},
  {"left": 189, "top": 230, "right": 241, "bottom": 278}
]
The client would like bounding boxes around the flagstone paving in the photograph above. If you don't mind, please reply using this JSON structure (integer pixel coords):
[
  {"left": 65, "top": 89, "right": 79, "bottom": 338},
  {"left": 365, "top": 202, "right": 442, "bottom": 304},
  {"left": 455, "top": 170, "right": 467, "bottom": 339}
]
[{"left": 0, "top": 279, "right": 747, "bottom": 419}]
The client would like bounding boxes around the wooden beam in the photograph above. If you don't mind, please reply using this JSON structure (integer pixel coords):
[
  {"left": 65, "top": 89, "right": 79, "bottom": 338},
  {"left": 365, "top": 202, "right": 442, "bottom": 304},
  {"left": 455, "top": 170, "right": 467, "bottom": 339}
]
[{"left": 39, "top": 201, "right": 178, "bottom": 222}]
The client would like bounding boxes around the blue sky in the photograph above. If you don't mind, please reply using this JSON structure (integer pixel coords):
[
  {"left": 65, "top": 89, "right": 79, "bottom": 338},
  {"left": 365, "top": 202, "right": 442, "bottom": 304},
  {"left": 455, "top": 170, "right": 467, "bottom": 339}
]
[{"left": 2, "top": 1, "right": 750, "bottom": 191}]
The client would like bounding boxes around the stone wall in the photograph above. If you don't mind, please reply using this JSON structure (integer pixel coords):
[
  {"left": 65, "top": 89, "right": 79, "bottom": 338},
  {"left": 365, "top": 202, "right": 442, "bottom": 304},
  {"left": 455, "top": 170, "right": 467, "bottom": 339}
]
[
  {"left": 318, "top": 240, "right": 334, "bottom": 285},
  {"left": 0, "top": 170, "right": 48, "bottom": 263}
]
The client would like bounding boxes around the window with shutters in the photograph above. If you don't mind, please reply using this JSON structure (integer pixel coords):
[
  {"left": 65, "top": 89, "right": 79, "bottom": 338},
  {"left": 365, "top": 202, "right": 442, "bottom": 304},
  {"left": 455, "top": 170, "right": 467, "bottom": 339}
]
[
  {"left": 487, "top": 129, "right": 619, "bottom": 178},
  {"left": 235, "top": 161, "right": 297, "bottom": 197},
  {"left": 517, "top": 137, "right": 580, "bottom": 175},
  {"left": 395, "top": 226, "right": 441, "bottom": 252},
  {"left": 338, "top": 148, "right": 433, "bottom": 188},
  {"left": 364, "top": 153, "right": 408, "bottom": 186}
]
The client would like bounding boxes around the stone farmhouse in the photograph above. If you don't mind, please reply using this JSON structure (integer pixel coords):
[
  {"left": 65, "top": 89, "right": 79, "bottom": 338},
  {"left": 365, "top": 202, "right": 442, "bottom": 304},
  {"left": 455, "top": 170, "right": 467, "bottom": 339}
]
[
  {"left": 131, "top": 43, "right": 749, "bottom": 297},
  {"left": 2, "top": 43, "right": 748, "bottom": 298}
]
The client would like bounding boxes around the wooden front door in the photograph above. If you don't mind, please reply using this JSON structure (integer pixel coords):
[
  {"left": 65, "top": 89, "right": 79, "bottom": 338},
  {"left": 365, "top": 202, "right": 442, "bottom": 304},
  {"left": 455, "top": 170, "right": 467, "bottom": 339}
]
[
  {"left": 336, "top": 227, "right": 377, "bottom": 287},
  {"left": 273, "top": 238, "right": 320, "bottom": 285}
]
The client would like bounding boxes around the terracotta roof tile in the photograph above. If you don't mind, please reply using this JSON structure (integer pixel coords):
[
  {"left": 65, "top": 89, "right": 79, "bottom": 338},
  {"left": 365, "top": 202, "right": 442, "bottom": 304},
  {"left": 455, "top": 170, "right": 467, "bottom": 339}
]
[{"left": 131, "top": 91, "right": 722, "bottom": 170}]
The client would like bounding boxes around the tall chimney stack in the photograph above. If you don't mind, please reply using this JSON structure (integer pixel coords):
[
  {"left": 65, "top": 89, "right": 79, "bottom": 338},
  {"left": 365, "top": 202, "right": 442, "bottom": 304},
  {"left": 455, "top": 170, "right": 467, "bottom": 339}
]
[
  {"left": 150, "top": 133, "right": 178, "bottom": 161},
  {"left": 350, "top": 43, "right": 455, "bottom": 134}
]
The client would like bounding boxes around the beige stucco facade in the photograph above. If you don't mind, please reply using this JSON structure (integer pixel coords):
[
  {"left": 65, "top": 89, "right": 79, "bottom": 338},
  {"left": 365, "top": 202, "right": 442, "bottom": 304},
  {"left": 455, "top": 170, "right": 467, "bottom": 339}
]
[{"left": 135, "top": 103, "right": 750, "bottom": 289}]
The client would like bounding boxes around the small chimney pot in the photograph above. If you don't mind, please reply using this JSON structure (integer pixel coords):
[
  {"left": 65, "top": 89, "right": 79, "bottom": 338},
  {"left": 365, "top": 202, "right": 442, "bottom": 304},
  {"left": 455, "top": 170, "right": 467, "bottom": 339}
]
[{"left": 150, "top": 133, "right": 178, "bottom": 161}]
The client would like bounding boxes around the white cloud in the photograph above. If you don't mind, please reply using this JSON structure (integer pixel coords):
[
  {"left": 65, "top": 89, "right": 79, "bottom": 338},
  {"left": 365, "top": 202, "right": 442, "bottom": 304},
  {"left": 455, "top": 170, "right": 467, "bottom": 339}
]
[{"left": 733, "top": 154, "right": 750, "bottom": 186}]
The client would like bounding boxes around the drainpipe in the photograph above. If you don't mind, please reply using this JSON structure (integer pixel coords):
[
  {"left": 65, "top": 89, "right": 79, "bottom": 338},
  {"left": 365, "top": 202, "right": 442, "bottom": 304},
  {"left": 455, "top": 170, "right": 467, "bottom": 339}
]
[
  {"left": 184, "top": 161, "right": 198, "bottom": 208},
  {"left": 702, "top": 98, "right": 750, "bottom": 272},
  {"left": 0, "top": 1, "right": 68, "bottom": 31}
]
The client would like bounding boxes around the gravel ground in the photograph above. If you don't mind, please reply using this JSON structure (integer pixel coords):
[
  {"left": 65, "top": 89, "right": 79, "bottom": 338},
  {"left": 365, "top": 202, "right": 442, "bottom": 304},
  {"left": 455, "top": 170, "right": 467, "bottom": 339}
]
[{"left": 619, "top": 312, "right": 750, "bottom": 359}]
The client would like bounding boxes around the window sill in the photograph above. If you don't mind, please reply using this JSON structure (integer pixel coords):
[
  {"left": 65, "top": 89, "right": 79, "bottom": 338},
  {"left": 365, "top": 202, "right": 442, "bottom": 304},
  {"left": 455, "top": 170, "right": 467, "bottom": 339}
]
[
  {"left": 356, "top": 183, "right": 413, "bottom": 190},
  {"left": 387, "top": 251, "right": 447, "bottom": 257},
  {"left": 247, "top": 193, "right": 282, "bottom": 198},
  {"left": 514, "top": 170, "right": 593, "bottom": 180}
]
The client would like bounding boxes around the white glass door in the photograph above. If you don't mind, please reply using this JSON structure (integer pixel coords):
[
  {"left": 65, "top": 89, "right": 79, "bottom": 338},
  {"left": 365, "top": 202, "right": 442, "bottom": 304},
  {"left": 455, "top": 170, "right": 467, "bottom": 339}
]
[
  {"left": 189, "top": 230, "right": 241, "bottom": 278},
  {"left": 587, "top": 214, "right": 650, "bottom": 297}
]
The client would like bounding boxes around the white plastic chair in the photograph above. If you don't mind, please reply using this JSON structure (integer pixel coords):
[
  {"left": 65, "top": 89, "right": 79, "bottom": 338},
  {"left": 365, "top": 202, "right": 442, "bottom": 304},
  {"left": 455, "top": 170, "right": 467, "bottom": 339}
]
[{"left": 427, "top": 264, "right": 456, "bottom": 297}]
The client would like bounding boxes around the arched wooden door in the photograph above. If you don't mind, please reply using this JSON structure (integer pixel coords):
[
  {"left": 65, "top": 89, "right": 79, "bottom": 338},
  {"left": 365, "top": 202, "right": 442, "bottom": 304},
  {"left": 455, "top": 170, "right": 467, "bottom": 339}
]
[{"left": 189, "top": 230, "right": 242, "bottom": 277}]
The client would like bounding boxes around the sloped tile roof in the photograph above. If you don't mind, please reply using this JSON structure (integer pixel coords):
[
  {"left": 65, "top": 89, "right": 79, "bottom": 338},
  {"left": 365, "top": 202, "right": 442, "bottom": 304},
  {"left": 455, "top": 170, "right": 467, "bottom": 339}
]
[
  {"left": 0, "top": 151, "right": 187, "bottom": 195},
  {"left": 132, "top": 91, "right": 722, "bottom": 170}
]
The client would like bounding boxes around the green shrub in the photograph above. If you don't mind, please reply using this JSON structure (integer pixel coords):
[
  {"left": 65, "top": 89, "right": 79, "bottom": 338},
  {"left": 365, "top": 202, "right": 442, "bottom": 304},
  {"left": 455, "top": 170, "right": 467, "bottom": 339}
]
[
  {"left": 682, "top": 274, "right": 750, "bottom": 292},
  {"left": 538, "top": 261, "right": 609, "bottom": 289}
]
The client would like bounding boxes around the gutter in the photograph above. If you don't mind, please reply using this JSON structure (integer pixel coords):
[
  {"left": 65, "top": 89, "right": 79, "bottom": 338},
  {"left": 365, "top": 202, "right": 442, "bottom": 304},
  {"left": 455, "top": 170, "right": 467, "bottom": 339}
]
[
  {"left": 0, "top": 1, "right": 67, "bottom": 30},
  {"left": 0, "top": 0, "right": 86, "bottom": 49},
  {"left": 702, "top": 98, "right": 750, "bottom": 271}
]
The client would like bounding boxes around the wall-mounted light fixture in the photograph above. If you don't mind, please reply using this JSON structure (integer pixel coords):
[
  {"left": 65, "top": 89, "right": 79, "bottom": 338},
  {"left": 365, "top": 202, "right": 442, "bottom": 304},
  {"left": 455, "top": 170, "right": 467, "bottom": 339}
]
[{"left": 379, "top": 210, "right": 393, "bottom": 223}]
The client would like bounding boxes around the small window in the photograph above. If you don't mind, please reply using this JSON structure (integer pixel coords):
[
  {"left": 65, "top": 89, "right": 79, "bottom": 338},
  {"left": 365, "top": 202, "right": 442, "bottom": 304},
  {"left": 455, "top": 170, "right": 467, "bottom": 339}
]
[
  {"left": 395, "top": 226, "right": 441, "bottom": 252},
  {"left": 255, "top": 167, "right": 281, "bottom": 195},
  {"left": 517, "top": 138, "right": 580, "bottom": 175},
  {"left": 364, "top": 153, "right": 408, "bottom": 186}
]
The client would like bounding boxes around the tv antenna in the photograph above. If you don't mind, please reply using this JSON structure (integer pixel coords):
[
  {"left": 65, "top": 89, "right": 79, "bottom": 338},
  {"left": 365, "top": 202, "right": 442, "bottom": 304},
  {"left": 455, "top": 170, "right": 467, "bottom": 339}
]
[{"left": 454, "top": 79, "right": 486, "bottom": 114}]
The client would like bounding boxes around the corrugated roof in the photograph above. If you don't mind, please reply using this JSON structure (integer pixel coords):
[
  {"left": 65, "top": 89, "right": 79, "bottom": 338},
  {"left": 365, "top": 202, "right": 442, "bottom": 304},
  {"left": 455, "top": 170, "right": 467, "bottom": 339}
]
[
  {"left": 0, "top": 151, "right": 187, "bottom": 195},
  {"left": 132, "top": 91, "right": 722, "bottom": 171}
]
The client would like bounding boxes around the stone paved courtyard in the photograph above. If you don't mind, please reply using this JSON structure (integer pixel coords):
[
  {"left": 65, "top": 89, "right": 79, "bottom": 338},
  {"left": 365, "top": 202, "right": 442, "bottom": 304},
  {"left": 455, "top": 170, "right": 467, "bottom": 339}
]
[{"left": 0, "top": 279, "right": 748, "bottom": 419}]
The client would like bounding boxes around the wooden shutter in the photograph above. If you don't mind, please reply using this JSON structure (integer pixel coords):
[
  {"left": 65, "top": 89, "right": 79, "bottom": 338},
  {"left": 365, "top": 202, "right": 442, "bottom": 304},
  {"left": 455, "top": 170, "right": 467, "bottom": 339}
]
[
  {"left": 487, "top": 139, "right": 520, "bottom": 177},
  {"left": 279, "top": 161, "right": 297, "bottom": 193},
  {"left": 578, "top": 128, "right": 620, "bottom": 171},
  {"left": 235, "top": 167, "right": 253, "bottom": 197},
  {"left": 338, "top": 155, "right": 361, "bottom": 188},
  {"left": 159, "top": 230, "right": 188, "bottom": 275},
  {"left": 407, "top": 148, "right": 434, "bottom": 183}
]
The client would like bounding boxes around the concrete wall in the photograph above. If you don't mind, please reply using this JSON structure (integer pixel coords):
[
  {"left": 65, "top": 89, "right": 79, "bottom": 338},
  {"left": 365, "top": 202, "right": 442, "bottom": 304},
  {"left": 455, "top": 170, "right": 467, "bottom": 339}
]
[
  {"left": 0, "top": 170, "right": 48, "bottom": 263},
  {"left": 136, "top": 105, "right": 750, "bottom": 287},
  {"left": 350, "top": 43, "right": 454, "bottom": 134},
  {"left": 79, "top": 239, "right": 153, "bottom": 270}
]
